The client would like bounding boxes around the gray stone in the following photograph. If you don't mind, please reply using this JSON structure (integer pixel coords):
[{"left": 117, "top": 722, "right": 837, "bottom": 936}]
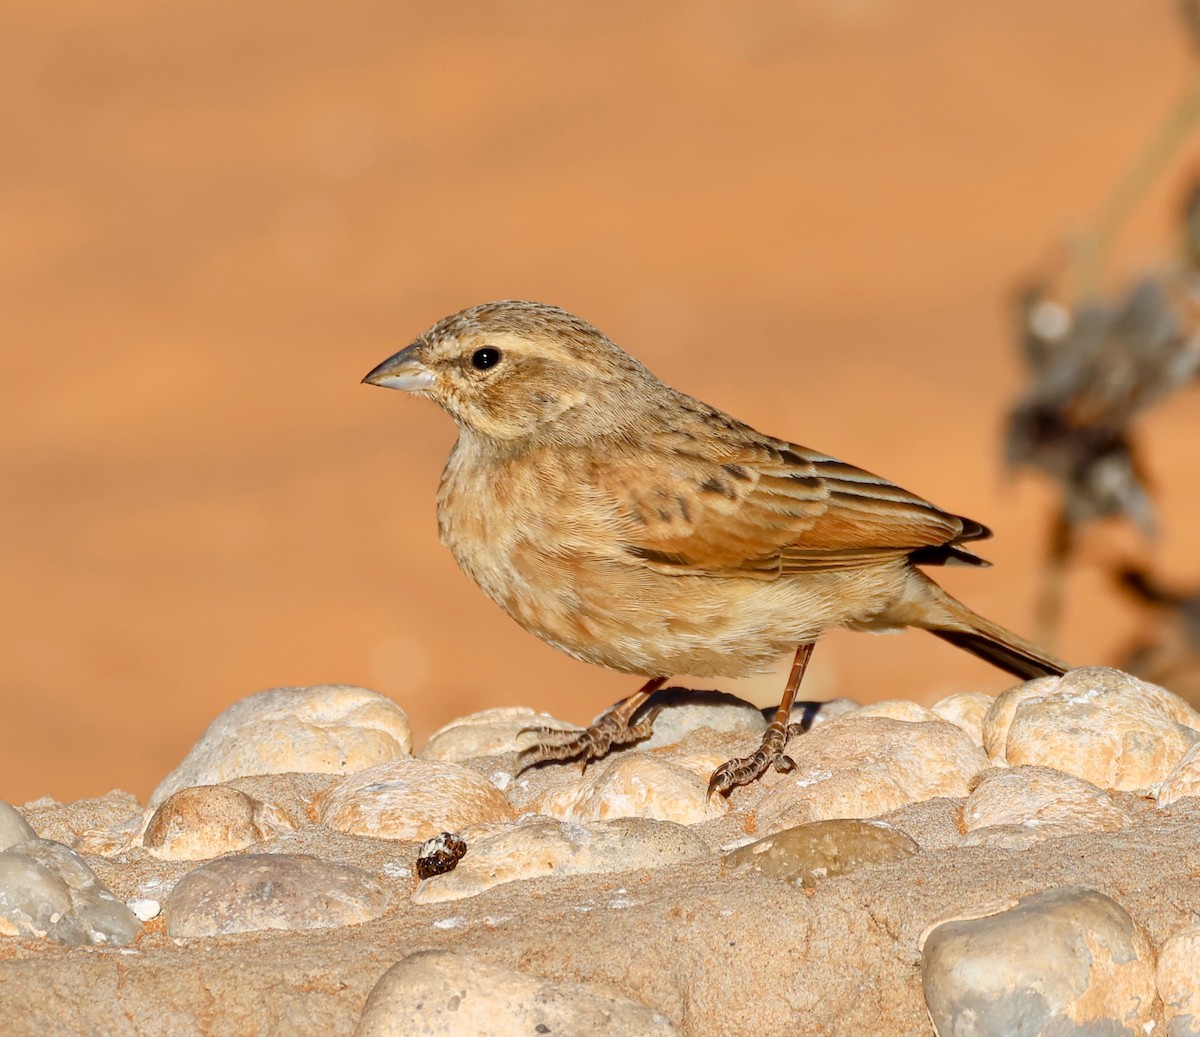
[
  {"left": 166, "top": 853, "right": 392, "bottom": 937},
  {"left": 0, "top": 801, "right": 36, "bottom": 851},
  {"left": 921, "top": 886, "right": 1155, "bottom": 1036},
  {"left": 0, "top": 838, "right": 140, "bottom": 946}
]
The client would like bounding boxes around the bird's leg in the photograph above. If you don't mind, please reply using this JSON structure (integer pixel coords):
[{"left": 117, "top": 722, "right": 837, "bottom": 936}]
[
  {"left": 516, "top": 676, "right": 668, "bottom": 774},
  {"left": 708, "top": 643, "right": 815, "bottom": 797}
]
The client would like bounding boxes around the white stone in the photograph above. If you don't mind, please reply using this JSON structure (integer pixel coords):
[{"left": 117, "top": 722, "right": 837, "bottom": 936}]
[
  {"left": 1154, "top": 739, "right": 1200, "bottom": 807},
  {"left": 931, "top": 691, "right": 994, "bottom": 747},
  {"left": 316, "top": 759, "right": 514, "bottom": 841},
  {"left": 750, "top": 716, "right": 988, "bottom": 835},
  {"left": 529, "top": 753, "right": 727, "bottom": 825},
  {"left": 418, "top": 707, "right": 581, "bottom": 762},
  {"left": 152, "top": 684, "right": 412, "bottom": 806},
  {"left": 960, "top": 766, "right": 1133, "bottom": 840},
  {"left": 983, "top": 667, "right": 1200, "bottom": 790},
  {"left": 850, "top": 700, "right": 940, "bottom": 723}
]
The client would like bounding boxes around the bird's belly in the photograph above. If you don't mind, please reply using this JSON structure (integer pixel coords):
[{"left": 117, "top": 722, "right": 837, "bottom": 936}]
[{"left": 444, "top": 519, "right": 906, "bottom": 678}]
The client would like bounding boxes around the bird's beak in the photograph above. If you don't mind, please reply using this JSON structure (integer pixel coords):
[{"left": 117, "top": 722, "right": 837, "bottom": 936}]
[{"left": 362, "top": 343, "right": 436, "bottom": 392}]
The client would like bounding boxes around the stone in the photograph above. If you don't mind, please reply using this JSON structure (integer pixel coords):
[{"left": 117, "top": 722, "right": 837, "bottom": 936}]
[
  {"left": 166, "top": 853, "right": 391, "bottom": 937},
  {"left": 931, "top": 691, "right": 994, "bottom": 746},
  {"left": 983, "top": 667, "right": 1200, "bottom": 790},
  {"left": 960, "top": 766, "right": 1133, "bottom": 841},
  {"left": 128, "top": 898, "right": 161, "bottom": 921},
  {"left": 633, "top": 688, "right": 767, "bottom": 748},
  {"left": 1154, "top": 739, "right": 1200, "bottom": 807},
  {"left": 315, "top": 759, "right": 514, "bottom": 841},
  {"left": 412, "top": 817, "right": 709, "bottom": 904},
  {"left": 142, "top": 784, "right": 296, "bottom": 860},
  {"left": 849, "top": 700, "right": 940, "bottom": 723},
  {"left": 355, "top": 949, "right": 680, "bottom": 1036},
  {"left": 790, "top": 697, "right": 861, "bottom": 727},
  {"left": 151, "top": 684, "right": 412, "bottom": 805},
  {"left": 724, "top": 819, "right": 918, "bottom": 889},
  {"left": 0, "top": 838, "right": 140, "bottom": 946},
  {"left": 1157, "top": 924, "right": 1200, "bottom": 1036},
  {"left": 749, "top": 716, "right": 988, "bottom": 835},
  {"left": 0, "top": 801, "right": 36, "bottom": 851},
  {"left": 921, "top": 886, "right": 1155, "bottom": 1036},
  {"left": 529, "top": 753, "right": 727, "bottom": 825},
  {"left": 418, "top": 707, "right": 581, "bottom": 762}
]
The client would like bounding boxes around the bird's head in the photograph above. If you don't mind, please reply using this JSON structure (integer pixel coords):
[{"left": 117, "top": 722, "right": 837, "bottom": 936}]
[{"left": 363, "top": 300, "right": 662, "bottom": 444}]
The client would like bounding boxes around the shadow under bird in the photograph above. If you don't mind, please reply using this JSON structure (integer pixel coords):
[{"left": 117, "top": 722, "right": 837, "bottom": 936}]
[{"left": 364, "top": 300, "right": 1067, "bottom": 794}]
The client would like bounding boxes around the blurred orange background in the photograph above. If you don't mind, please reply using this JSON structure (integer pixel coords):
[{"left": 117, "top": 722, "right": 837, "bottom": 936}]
[{"left": 4, "top": 0, "right": 1200, "bottom": 804}]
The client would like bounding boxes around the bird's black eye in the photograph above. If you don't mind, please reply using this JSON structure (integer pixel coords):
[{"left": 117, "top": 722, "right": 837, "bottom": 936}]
[{"left": 470, "top": 347, "right": 502, "bottom": 370}]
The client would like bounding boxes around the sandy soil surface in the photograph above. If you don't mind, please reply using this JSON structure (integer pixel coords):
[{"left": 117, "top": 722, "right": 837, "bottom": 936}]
[{"left": 4, "top": 0, "right": 1200, "bottom": 804}]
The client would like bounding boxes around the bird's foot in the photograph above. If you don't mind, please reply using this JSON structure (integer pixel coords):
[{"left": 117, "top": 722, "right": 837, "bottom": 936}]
[
  {"left": 517, "top": 702, "right": 663, "bottom": 774},
  {"left": 707, "top": 721, "right": 798, "bottom": 797}
]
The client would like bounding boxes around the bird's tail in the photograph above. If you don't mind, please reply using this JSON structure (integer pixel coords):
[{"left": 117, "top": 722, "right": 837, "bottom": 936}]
[{"left": 918, "top": 578, "right": 1068, "bottom": 680}]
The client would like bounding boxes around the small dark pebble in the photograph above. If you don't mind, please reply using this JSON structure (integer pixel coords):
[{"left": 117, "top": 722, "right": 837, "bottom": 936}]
[{"left": 415, "top": 832, "right": 468, "bottom": 879}]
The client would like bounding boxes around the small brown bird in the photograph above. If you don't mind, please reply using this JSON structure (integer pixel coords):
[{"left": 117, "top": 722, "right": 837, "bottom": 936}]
[{"left": 365, "top": 301, "right": 1067, "bottom": 794}]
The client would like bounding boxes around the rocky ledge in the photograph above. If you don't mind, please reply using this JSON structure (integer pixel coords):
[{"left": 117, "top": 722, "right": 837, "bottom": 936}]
[{"left": 2, "top": 668, "right": 1198, "bottom": 1035}]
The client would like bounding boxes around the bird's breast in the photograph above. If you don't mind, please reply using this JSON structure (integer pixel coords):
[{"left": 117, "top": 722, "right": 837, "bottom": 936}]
[{"left": 434, "top": 440, "right": 912, "bottom": 678}]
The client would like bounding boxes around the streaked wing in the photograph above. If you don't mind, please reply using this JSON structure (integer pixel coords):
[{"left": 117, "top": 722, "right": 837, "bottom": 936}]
[{"left": 590, "top": 435, "right": 985, "bottom": 579}]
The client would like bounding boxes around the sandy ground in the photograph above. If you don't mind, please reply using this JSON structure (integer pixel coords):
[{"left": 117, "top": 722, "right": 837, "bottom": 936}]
[{"left": 4, "top": 0, "right": 1200, "bottom": 804}]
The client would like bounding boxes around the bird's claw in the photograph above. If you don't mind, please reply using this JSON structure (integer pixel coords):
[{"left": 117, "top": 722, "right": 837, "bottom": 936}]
[
  {"left": 516, "top": 705, "right": 663, "bottom": 775},
  {"left": 707, "top": 727, "right": 796, "bottom": 798}
]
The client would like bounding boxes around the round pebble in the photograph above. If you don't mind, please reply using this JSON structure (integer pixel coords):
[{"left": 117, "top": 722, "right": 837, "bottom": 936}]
[
  {"left": 0, "top": 801, "right": 36, "bottom": 851},
  {"left": 724, "top": 818, "right": 918, "bottom": 889},
  {"left": 315, "top": 759, "right": 514, "bottom": 841},
  {"left": 960, "top": 766, "right": 1133, "bottom": 843},
  {"left": 848, "top": 700, "right": 940, "bottom": 723},
  {"left": 983, "top": 667, "right": 1200, "bottom": 790},
  {"left": 530, "top": 753, "right": 727, "bottom": 825},
  {"left": 151, "top": 684, "right": 412, "bottom": 806},
  {"left": 412, "top": 816, "right": 709, "bottom": 905},
  {"left": 418, "top": 707, "right": 581, "bottom": 762},
  {"left": 921, "top": 886, "right": 1155, "bottom": 1036},
  {"left": 931, "top": 691, "right": 994, "bottom": 746},
  {"left": 1153, "top": 739, "right": 1200, "bottom": 808},
  {"left": 632, "top": 688, "right": 767, "bottom": 748},
  {"left": 749, "top": 716, "right": 988, "bottom": 834},
  {"left": 0, "top": 838, "right": 140, "bottom": 946},
  {"left": 1157, "top": 924, "right": 1200, "bottom": 1036},
  {"left": 166, "top": 853, "right": 391, "bottom": 937},
  {"left": 355, "top": 949, "right": 680, "bottom": 1036},
  {"left": 143, "top": 784, "right": 296, "bottom": 860}
]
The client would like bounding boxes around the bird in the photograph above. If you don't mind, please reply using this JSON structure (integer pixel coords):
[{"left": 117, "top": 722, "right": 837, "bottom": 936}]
[{"left": 363, "top": 300, "right": 1067, "bottom": 795}]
